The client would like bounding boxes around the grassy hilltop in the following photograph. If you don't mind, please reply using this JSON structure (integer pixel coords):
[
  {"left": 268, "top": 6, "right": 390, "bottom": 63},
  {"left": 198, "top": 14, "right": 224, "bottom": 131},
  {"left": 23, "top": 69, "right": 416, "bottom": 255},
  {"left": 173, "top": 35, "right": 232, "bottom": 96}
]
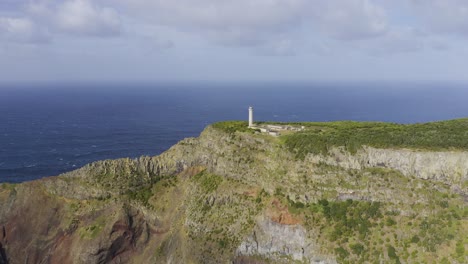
[{"left": 214, "top": 118, "right": 468, "bottom": 156}]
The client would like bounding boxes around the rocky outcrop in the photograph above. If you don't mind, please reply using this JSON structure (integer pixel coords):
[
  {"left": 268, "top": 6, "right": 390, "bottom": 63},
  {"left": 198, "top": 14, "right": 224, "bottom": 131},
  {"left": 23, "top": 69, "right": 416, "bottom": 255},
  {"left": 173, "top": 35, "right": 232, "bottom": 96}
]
[
  {"left": 307, "top": 146, "right": 468, "bottom": 187},
  {"left": 236, "top": 216, "right": 335, "bottom": 264}
]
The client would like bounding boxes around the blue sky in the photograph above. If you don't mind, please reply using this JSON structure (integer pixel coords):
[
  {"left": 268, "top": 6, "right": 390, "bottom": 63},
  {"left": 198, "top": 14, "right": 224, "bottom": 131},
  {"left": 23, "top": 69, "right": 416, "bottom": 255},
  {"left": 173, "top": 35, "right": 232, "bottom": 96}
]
[{"left": 1, "top": 0, "right": 468, "bottom": 82}]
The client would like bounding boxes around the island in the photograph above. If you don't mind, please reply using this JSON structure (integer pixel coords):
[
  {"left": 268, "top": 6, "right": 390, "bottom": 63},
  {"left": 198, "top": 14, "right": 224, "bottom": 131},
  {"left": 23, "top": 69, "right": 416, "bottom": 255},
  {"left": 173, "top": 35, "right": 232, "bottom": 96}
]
[{"left": 0, "top": 118, "right": 467, "bottom": 264}]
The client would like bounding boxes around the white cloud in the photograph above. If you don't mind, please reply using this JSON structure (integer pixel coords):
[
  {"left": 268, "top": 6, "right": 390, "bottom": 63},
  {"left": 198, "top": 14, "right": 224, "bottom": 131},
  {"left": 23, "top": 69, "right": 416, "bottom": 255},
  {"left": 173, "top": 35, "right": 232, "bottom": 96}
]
[
  {"left": 365, "top": 27, "right": 425, "bottom": 55},
  {"left": 27, "top": 0, "right": 122, "bottom": 37},
  {"left": 256, "top": 38, "right": 296, "bottom": 56},
  {"left": 411, "top": 0, "right": 468, "bottom": 36},
  {"left": 0, "top": 17, "right": 50, "bottom": 43},
  {"left": 110, "top": 0, "right": 391, "bottom": 55},
  {"left": 3, "top": 0, "right": 461, "bottom": 57},
  {"left": 310, "top": 0, "right": 388, "bottom": 40},
  {"left": 430, "top": 40, "right": 449, "bottom": 51},
  {"left": 55, "top": 0, "right": 121, "bottom": 36},
  {"left": 138, "top": 34, "right": 174, "bottom": 51},
  {"left": 116, "top": 0, "right": 306, "bottom": 46}
]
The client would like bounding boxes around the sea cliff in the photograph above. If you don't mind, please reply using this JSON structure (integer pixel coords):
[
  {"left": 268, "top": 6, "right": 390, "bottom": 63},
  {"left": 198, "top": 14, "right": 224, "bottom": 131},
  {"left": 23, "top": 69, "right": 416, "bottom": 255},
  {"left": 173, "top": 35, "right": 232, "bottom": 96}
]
[{"left": 0, "top": 119, "right": 467, "bottom": 264}]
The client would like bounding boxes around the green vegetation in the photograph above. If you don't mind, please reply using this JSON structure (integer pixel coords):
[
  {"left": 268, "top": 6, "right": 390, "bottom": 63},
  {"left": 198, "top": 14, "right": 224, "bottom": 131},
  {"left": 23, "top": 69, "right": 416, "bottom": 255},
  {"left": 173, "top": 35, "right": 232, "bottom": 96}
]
[
  {"left": 79, "top": 216, "right": 106, "bottom": 239},
  {"left": 125, "top": 175, "right": 178, "bottom": 208},
  {"left": 274, "top": 163, "right": 468, "bottom": 263},
  {"left": 312, "top": 199, "right": 383, "bottom": 241},
  {"left": 456, "top": 240, "right": 465, "bottom": 258},
  {"left": 387, "top": 245, "right": 400, "bottom": 263},
  {"left": 212, "top": 121, "right": 259, "bottom": 133},
  {"left": 297, "top": 197, "right": 467, "bottom": 263},
  {"left": 0, "top": 183, "right": 17, "bottom": 193},
  {"left": 282, "top": 118, "right": 468, "bottom": 158},
  {"left": 126, "top": 185, "right": 154, "bottom": 207},
  {"left": 187, "top": 172, "right": 262, "bottom": 262},
  {"left": 212, "top": 118, "right": 468, "bottom": 158},
  {"left": 193, "top": 171, "right": 224, "bottom": 193}
]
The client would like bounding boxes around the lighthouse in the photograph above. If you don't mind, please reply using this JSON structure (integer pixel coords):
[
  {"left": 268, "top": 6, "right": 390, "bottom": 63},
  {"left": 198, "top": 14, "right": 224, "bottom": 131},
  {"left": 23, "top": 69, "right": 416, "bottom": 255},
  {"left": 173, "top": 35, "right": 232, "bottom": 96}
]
[{"left": 248, "top": 106, "right": 254, "bottom": 127}]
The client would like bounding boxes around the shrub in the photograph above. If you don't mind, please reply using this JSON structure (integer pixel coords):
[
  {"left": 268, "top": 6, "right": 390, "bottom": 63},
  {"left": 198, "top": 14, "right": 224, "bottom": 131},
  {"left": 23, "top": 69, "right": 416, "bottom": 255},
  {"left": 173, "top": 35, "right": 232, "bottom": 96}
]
[
  {"left": 410, "top": 235, "right": 420, "bottom": 244},
  {"left": 456, "top": 240, "right": 465, "bottom": 257},
  {"left": 126, "top": 185, "right": 153, "bottom": 207},
  {"left": 193, "top": 171, "right": 223, "bottom": 193},
  {"left": 350, "top": 243, "right": 365, "bottom": 256},
  {"left": 212, "top": 121, "right": 255, "bottom": 133},
  {"left": 387, "top": 246, "right": 400, "bottom": 264},
  {"left": 386, "top": 217, "right": 396, "bottom": 226},
  {"left": 335, "top": 246, "right": 350, "bottom": 259},
  {"left": 282, "top": 118, "right": 468, "bottom": 159}
]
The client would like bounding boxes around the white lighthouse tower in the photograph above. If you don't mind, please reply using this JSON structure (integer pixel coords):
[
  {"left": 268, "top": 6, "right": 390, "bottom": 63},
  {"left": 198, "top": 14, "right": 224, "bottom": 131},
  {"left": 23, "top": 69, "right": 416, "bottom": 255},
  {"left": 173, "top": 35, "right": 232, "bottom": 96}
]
[{"left": 248, "top": 106, "right": 254, "bottom": 127}]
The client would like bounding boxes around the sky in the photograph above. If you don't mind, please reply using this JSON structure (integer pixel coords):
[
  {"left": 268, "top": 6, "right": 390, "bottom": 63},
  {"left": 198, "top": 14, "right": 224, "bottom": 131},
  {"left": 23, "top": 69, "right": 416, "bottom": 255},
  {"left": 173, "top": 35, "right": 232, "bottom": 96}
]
[{"left": 1, "top": 0, "right": 468, "bottom": 83}]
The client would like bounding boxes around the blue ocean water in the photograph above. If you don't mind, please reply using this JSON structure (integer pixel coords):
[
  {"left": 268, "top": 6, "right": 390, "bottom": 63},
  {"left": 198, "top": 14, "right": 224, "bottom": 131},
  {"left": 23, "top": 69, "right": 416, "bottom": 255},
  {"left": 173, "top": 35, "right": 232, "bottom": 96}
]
[{"left": 1, "top": 82, "right": 467, "bottom": 183}]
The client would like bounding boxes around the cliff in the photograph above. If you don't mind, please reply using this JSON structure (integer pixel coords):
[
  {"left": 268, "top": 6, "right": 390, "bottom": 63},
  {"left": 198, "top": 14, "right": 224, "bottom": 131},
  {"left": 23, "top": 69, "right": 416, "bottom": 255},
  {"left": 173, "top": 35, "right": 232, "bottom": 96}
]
[{"left": 0, "top": 119, "right": 467, "bottom": 264}]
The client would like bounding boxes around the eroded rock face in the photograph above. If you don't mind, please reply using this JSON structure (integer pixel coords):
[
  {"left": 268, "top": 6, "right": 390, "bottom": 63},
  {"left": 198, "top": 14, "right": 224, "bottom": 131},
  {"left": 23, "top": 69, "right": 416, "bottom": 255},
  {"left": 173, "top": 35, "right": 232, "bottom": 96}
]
[
  {"left": 0, "top": 180, "right": 165, "bottom": 264},
  {"left": 307, "top": 146, "right": 468, "bottom": 186},
  {"left": 236, "top": 216, "right": 336, "bottom": 264}
]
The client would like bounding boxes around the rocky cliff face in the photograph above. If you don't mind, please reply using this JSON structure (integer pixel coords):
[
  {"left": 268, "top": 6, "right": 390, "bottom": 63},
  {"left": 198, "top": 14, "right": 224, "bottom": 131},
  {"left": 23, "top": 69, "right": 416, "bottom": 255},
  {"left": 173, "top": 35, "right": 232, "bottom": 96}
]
[
  {"left": 236, "top": 217, "right": 335, "bottom": 264},
  {"left": 0, "top": 125, "right": 466, "bottom": 264},
  {"left": 308, "top": 146, "right": 468, "bottom": 192}
]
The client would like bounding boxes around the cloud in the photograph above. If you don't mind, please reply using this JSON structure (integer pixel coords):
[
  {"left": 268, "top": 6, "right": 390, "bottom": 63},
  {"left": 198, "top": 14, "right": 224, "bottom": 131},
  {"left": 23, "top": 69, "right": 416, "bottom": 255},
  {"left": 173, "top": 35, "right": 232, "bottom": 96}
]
[
  {"left": 0, "top": 17, "right": 50, "bottom": 43},
  {"left": 55, "top": 0, "right": 121, "bottom": 36},
  {"left": 365, "top": 27, "right": 425, "bottom": 55},
  {"left": 310, "top": 0, "right": 388, "bottom": 40},
  {"left": 116, "top": 0, "right": 306, "bottom": 46},
  {"left": 430, "top": 41, "right": 449, "bottom": 51},
  {"left": 0, "top": 0, "right": 28, "bottom": 14},
  {"left": 138, "top": 34, "right": 174, "bottom": 51},
  {"left": 110, "top": 0, "right": 390, "bottom": 56},
  {"left": 256, "top": 38, "right": 296, "bottom": 56},
  {"left": 2, "top": 0, "right": 455, "bottom": 57},
  {"left": 27, "top": 0, "right": 122, "bottom": 37},
  {"left": 411, "top": 0, "right": 468, "bottom": 36}
]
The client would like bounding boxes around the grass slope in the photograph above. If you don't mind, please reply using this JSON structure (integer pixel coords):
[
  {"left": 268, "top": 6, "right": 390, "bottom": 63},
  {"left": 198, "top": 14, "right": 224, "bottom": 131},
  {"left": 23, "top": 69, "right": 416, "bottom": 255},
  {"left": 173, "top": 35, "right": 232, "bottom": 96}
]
[
  {"left": 282, "top": 118, "right": 468, "bottom": 158},
  {"left": 212, "top": 118, "right": 468, "bottom": 158}
]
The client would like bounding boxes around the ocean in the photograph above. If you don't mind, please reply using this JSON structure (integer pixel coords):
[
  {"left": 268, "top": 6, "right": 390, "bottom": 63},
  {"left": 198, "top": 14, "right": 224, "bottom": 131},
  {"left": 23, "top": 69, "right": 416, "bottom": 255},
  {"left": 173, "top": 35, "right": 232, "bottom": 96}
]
[{"left": 1, "top": 82, "right": 467, "bottom": 183}]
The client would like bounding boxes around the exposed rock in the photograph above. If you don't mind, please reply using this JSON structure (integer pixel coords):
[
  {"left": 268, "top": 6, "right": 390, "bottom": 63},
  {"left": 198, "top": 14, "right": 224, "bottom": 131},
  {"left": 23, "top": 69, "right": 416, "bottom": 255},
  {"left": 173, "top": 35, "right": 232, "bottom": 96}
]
[
  {"left": 236, "top": 216, "right": 336, "bottom": 264},
  {"left": 267, "top": 199, "right": 300, "bottom": 225},
  {"left": 307, "top": 146, "right": 468, "bottom": 191}
]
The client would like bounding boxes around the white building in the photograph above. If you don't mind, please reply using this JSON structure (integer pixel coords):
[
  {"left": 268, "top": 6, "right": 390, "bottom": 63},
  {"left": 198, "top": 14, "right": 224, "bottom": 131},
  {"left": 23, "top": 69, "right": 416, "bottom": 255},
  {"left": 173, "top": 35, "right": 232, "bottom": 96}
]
[
  {"left": 247, "top": 106, "right": 303, "bottom": 136},
  {"left": 248, "top": 106, "right": 254, "bottom": 127}
]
